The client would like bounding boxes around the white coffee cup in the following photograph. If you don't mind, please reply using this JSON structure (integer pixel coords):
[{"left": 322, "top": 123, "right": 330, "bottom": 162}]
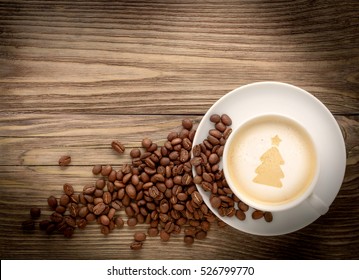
[{"left": 223, "top": 113, "right": 329, "bottom": 214}]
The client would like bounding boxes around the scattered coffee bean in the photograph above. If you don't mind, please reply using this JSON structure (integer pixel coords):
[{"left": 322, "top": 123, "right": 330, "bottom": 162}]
[
  {"left": 130, "top": 241, "right": 143, "bottom": 250},
  {"left": 30, "top": 207, "right": 41, "bottom": 218},
  {"left": 58, "top": 155, "right": 71, "bottom": 166},
  {"left": 23, "top": 116, "right": 273, "bottom": 251},
  {"left": 63, "top": 183, "right": 74, "bottom": 196},
  {"left": 252, "top": 210, "right": 264, "bottom": 220},
  {"left": 134, "top": 232, "right": 146, "bottom": 242},
  {"left": 111, "top": 140, "right": 125, "bottom": 154},
  {"left": 264, "top": 212, "right": 273, "bottom": 223},
  {"left": 47, "top": 196, "right": 58, "bottom": 210}
]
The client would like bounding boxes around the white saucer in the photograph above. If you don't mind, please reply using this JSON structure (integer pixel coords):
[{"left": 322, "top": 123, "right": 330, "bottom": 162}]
[{"left": 192, "top": 82, "right": 346, "bottom": 235}]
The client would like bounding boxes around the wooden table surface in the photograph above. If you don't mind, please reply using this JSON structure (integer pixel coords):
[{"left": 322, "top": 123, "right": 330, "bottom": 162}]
[{"left": 0, "top": 0, "right": 358, "bottom": 260}]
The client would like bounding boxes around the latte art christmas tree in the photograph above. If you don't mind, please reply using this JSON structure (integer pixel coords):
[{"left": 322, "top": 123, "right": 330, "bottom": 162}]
[{"left": 253, "top": 135, "right": 285, "bottom": 188}]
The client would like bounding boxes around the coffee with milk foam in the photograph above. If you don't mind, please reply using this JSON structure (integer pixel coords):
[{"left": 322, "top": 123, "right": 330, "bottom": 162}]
[{"left": 226, "top": 115, "right": 318, "bottom": 207}]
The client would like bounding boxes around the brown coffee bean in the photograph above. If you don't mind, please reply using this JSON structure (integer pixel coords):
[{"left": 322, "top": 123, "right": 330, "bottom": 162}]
[
  {"left": 68, "top": 203, "right": 78, "bottom": 218},
  {"left": 111, "top": 140, "right": 125, "bottom": 154},
  {"left": 115, "top": 216, "right": 124, "bottom": 228},
  {"left": 238, "top": 201, "right": 249, "bottom": 212},
  {"left": 223, "top": 127, "right": 232, "bottom": 139},
  {"left": 83, "top": 184, "right": 96, "bottom": 195},
  {"left": 30, "top": 207, "right": 41, "bottom": 218},
  {"left": 215, "top": 122, "right": 226, "bottom": 132},
  {"left": 55, "top": 205, "right": 66, "bottom": 214},
  {"left": 195, "top": 230, "right": 207, "bottom": 240},
  {"left": 221, "top": 114, "right": 232, "bottom": 126},
  {"left": 127, "top": 217, "right": 137, "bottom": 227},
  {"left": 125, "top": 184, "right": 137, "bottom": 199},
  {"left": 252, "top": 210, "right": 264, "bottom": 219},
  {"left": 50, "top": 212, "right": 63, "bottom": 223},
  {"left": 182, "top": 138, "right": 192, "bottom": 150},
  {"left": 39, "top": 220, "right": 51, "bottom": 231},
  {"left": 63, "top": 227, "right": 74, "bottom": 238},
  {"left": 179, "top": 149, "right": 189, "bottom": 162},
  {"left": 184, "top": 235, "right": 194, "bottom": 245},
  {"left": 101, "top": 165, "right": 112, "bottom": 176},
  {"left": 147, "top": 227, "right": 159, "bottom": 237},
  {"left": 101, "top": 225, "right": 110, "bottom": 235},
  {"left": 264, "top": 212, "right": 273, "bottom": 223},
  {"left": 159, "top": 229, "right": 170, "bottom": 241},
  {"left": 47, "top": 196, "right": 58, "bottom": 210},
  {"left": 190, "top": 157, "right": 202, "bottom": 166},
  {"left": 58, "top": 155, "right": 71, "bottom": 166},
  {"left": 130, "top": 241, "right": 143, "bottom": 250},
  {"left": 62, "top": 183, "right": 74, "bottom": 196},
  {"left": 210, "top": 196, "right": 221, "bottom": 208},
  {"left": 134, "top": 232, "right": 146, "bottom": 242},
  {"left": 210, "top": 114, "right": 221, "bottom": 123},
  {"left": 77, "top": 219, "right": 87, "bottom": 229},
  {"left": 92, "top": 164, "right": 102, "bottom": 175},
  {"left": 93, "top": 202, "right": 106, "bottom": 215},
  {"left": 208, "top": 153, "right": 220, "bottom": 165},
  {"left": 59, "top": 194, "right": 70, "bottom": 206},
  {"left": 191, "top": 191, "right": 203, "bottom": 205},
  {"left": 70, "top": 194, "right": 79, "bottom": 203},
  {"left": 103, "top": 191, "right": 112, "bottom": 204},
  {"left": 235, "top": 209, "right": 246, "bottom": 221},
  {"left": 100, "top": 215, "right": 110, "bottom": 226},
  {"left": 182, "top": 118, "right": 193, "bottom": 130},
  {"left": 142, "top": 138, "right": 152, "bottom": 148}
]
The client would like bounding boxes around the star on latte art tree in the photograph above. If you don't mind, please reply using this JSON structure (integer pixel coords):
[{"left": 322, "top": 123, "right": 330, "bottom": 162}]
[{"left": 253, "top": 135, "right": 285, "bottom": 188}]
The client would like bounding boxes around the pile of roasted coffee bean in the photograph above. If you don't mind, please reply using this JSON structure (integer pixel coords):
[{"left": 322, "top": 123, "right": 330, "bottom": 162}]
[{"left": 22, "top": 115, "right": 272, "bottom": 250}]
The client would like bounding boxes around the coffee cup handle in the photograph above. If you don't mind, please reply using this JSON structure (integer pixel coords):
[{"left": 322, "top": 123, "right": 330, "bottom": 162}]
[{"left": 307, "top": 193, "right": 329, "bottom": 215}]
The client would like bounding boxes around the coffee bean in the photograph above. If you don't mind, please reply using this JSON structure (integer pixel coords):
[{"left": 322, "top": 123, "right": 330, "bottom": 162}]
[
  {"left": 103, "top": 191, "right": 112, "bottom": 204},
  {"left": 142, "top": 138, "right": 152, "bottom": 149},
  {"left": 59, "top": 194, "right": 70, "bottom": 206},
  {"left": 93, "top": 202, "right": 106, "bottom": 215},
  {"left": 101, "top": 225, "right": 110, "bottom": 235},
  {"left": 208, "top": 153, "right": 219, "bottom": 165},
  {"left": 125, "top": 184, "right": 137, "bottom": 199},
  {"left": 210, "top": 114, "right": 221, "bottom": 123},
  {"left": 111, "top": 140, "right": 125, "bottom": 154},
  {"left": 182, "top": 119, "right": 193, "bottom": 130},
  {"left": 134, "top": 232, "right": 146, "bottom": 242},
  {"left": 215, "top": 122, "right": 226, "bottom": 132},
  {"left": 115, "top": 216, "right": 124, "bottom": 228},
  {"left": 191, "top": 191, "right": 203, "bottom": 205},
  {"left": 159, "top": 230, "right": 170, "bottom": 241},
  {"left": 221, "top": 114, "right": 232, "bottom": 126},
  {"left": 92, "top": 164, "right": 102, "bottom": 175},
  {"left": 39, "top": 220, "right": 51, "bottom": 231},
  {"left": 47, "top": 196, "right": 58, "bottom": 210},
  {"left": 235, "top": 209, "right": 246, "bottom": 221},
  {"left": 30, "top": 207, "right": 41, "bottom": 218},
  {"left": 238, "top": 201, "right": 249, "bottom": 212},
  {"left": 264, "top": 212, "right": 273, "bottom": 223},
  {"left": 62, "top": 183, "right": 74, "bottom": 196},
  {"left": 130, "top": 241, "right": 143, "bottom": 250},
  {"left": 252, "top": 210, "right": 264, "bottom": 219},
  {"left": 210, "top": 196, "right": 221, "bottom": 208},
  {"left": 101, "top": 165, "right": 112, "bottom": 176},
  {"left": 77, "top": 219, "right": 87, "bottom": 229},
  {"left": 195, "top": 230, "right": 207, "bottom": 240},
  {"left": 100, "top": 215, "right": 110, "bottom": 226},
  {"left": 50, "top": 212, "right": 63, "bottom": 223},
  {"left": 83, "top": 184, "right": 96, "bottom": 195},
  {"left": 58, "top": 155, "right": 71, "bottom": 166}
]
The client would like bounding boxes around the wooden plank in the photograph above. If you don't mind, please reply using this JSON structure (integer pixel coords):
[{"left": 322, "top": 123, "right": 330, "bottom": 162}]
[{"left": 0, "top": 0, "right": 358, "bottom": 114}]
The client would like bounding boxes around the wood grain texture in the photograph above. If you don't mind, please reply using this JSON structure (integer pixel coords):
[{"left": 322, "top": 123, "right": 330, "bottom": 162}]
[{"left": 0, "top": 0, "right": 358, "bottom": 260}]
